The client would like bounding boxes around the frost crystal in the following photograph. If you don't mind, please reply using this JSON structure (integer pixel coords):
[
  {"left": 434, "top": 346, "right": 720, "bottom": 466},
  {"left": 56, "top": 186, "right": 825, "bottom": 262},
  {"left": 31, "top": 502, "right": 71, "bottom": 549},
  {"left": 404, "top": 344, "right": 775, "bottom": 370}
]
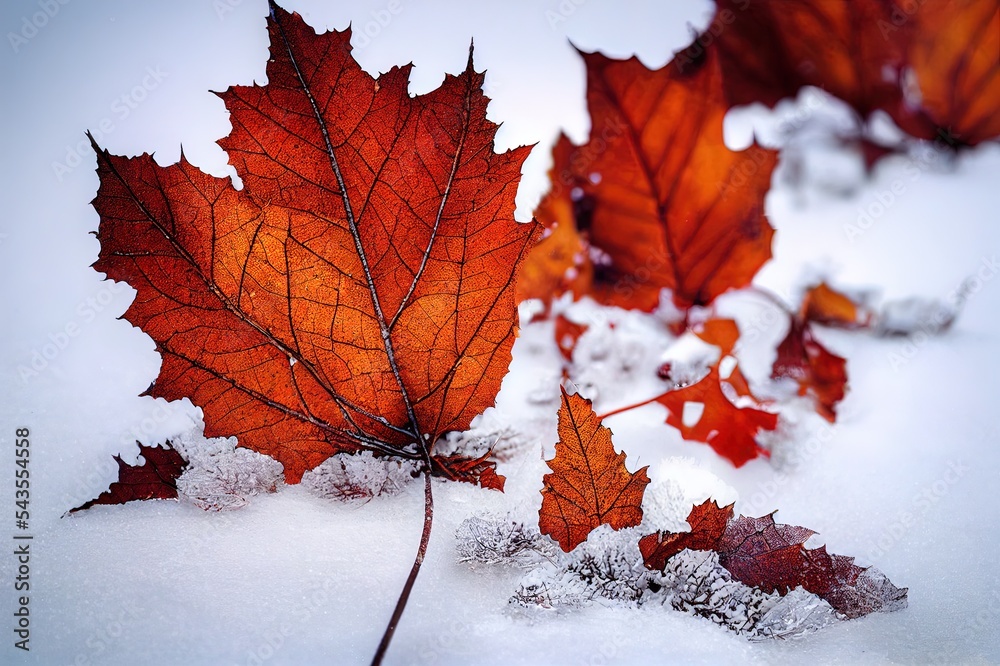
[
  {"left": 455, "top": 514, "right": 555, "bottom": 567},
  {"left": 439, "top": 410, "right": 531, "bottom": 463},
  {"left": 458, "top": 513, "right": 841, "bottom": 639},
  {"left": 645, "top": 549, "right": 837, "bottom": 639},
  {"left": 639, "top": 477, "right": 692, "bottom": 533},
  {"left": 300, "top": 451, "right": 418, "bottom": 502},
  {"left": 172, "top": 429, "right": 283, "bottom": 511},
  {"left": 751, "top": 587, "right": 840, "bottom": 640},
  {"left": 510, "top": 526, "right": 647, "bottom": 610}
]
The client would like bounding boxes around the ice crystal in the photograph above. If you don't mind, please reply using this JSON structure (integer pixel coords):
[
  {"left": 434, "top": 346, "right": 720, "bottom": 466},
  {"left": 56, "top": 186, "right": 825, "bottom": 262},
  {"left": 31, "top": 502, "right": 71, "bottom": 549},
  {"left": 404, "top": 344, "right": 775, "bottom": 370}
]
[
  {"left": 172, "top": 429, "right": 283, "bottom": 511},
  {"left": 300, "top": 451, "right": 419, "bottom": 502}
]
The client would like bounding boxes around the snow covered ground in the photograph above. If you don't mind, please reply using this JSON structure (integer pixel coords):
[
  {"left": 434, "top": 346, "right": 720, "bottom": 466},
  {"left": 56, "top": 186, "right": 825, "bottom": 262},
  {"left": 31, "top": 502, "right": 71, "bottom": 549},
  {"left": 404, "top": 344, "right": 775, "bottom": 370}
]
[{"left": 2, "top": 1, "right": 999, "bottom": 664}]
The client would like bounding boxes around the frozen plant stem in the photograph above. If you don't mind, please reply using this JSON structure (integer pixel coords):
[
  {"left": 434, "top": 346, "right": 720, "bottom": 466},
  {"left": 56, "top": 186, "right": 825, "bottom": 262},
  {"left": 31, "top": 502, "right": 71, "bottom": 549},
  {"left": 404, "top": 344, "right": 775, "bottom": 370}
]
[{"left": 371, "top": 470, "right": 434, "bottom": 666}]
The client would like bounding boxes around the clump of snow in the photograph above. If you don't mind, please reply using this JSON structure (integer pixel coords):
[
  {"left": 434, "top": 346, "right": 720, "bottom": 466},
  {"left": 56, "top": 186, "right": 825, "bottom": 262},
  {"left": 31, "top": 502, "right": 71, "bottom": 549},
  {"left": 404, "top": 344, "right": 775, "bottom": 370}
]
[
  {"left": 171, "top": 428, "right": 284, "bottom": 511},
  {"left": 655, "top": 331, "right": 720, "bottom": 386},
  {"left": 639, "top": 474, "right": 696, "bottom": 533},
  {"left": 457, "top": 470, "right": 846, "bottom": 642},
  {"left": 300, "top": 450, "right": 419, "bottom": 502}
]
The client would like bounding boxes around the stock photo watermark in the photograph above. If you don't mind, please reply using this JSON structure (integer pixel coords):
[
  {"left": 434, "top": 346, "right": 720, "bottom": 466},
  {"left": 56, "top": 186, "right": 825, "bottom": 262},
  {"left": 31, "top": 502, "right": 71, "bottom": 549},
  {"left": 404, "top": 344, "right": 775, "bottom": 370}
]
[
  {"left": 886, "top": 255, "right": 998, "bottom": 371},
  {"left": 69, "top": 600, "right": 144, "bottom": 665},
  {"left": 844, "top": 129, "right": 959, "bottom": 243},
  {"left": 545, "top": 0, "right": 589, "bottom": 30},
  {"left": 866, "top": 459, "right": 968, "bottom": 561},
  {"left": 11, "top": 428, "right": 33, "bottom": 652},
  {"left": 242, "top": 576, "right": 339, "bottom": 665},
  {"left": 673, "top": 0, "right": 750, "bottom": 73},
  {"left": 7, "top": 0, "right": 71, "bottom": 54},
  {"left": 52, "top": 66, "right": 169, "bottom": 182},
  {"left": 17, "top": 280, "right": 130, "bottom": 382}
]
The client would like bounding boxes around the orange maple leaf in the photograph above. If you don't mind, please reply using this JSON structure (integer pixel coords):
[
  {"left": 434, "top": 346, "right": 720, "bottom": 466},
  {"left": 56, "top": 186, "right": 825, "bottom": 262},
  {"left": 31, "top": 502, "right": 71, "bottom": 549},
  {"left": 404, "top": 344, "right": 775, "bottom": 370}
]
[
  {"left": 540, "top": 389, "right": 650, "bottom": 552},
  {"left": 802, "top": 283, "right": 861, "bottom": 328},
  {"left": 520, "top": 47, "right": 777, "bottom": 312},
  {"left": 888, "top": 0, "right": 1000, "bottom": 146},
  {"left": 89, "top": 6, "right": 538, "bottom": 484},
  {"left": 800, "top": 282, "right": 872, "bottom": 330},
  {"left": 515, "top": 134, "right": 593, "bottom": 309},
  {"left": 702, "top": 0, "right": 907, "bottom": 116}
]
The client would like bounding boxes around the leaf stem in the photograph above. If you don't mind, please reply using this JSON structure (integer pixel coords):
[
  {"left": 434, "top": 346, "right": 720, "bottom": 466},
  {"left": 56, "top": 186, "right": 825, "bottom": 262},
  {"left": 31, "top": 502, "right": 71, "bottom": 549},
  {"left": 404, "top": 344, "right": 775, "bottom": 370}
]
[
  {"left": 595, "top": 394, "right": 666, "bottom": 422},
  {"left": 371, "top": 469, "right": 434, "bottom": 666}
]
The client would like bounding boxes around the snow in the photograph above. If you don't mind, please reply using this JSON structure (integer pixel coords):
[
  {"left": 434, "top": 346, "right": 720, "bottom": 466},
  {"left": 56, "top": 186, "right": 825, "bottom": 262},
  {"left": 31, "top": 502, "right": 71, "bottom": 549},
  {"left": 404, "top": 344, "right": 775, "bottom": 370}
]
[{"left": 2, "top": 0, "right": 1000, "bottom": 664}]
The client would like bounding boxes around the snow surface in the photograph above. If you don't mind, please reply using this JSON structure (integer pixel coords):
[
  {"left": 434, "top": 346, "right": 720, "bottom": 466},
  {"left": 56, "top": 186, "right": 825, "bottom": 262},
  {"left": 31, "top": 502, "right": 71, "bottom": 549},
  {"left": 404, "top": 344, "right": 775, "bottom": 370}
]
[{"left": 2, "top": 1, "right": 1000, "bottom": 664}]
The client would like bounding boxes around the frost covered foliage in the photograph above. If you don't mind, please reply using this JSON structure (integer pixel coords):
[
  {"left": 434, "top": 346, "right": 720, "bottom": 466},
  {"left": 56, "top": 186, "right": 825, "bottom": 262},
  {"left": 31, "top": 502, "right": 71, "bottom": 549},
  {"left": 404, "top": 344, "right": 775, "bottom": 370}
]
[
  {"left": 646, "top": 549, "right": 838, "bottom": 640},
  {"left": 511, "top": 526, "right": 648, "bottom": 610},
  {"left": 438, "top": 409, "right": 532, "bottom": 463},
  {"left": 455, "top": 514, "right": 557, "bottom": 567},
  {"left": 300, "top": 451, "right": 419, "bottom": 502},
  {"left": 456, "top": 509, "right": 843, "bottom": 640},
  {"left": 171, "top": 429, "right": 283, "bottom": 511}
]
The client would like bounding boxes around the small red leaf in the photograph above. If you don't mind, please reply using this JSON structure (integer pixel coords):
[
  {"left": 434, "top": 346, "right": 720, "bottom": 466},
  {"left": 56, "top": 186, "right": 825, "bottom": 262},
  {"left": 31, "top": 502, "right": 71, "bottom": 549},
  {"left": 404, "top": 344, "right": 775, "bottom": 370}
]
[
  {"left": 431, "top": 452, "right": 505, "bottom": 492},
  {"left": 655, "top": 367, "right": 778, "bottom": 467},
  {"left": 554, "top": 314, "right": 589, "bottom": 362},
  {"left": 772, "top": 319, "right": 848, "bottom": 422},
  {"left": 69, "top": 443, "right": 188, "bottom": 513},
  {"left": 639, "top": 500, "right": 733, "bottom": 565},
  {"left": 642, "top": 499, "right": 908, "bottom": 619}
]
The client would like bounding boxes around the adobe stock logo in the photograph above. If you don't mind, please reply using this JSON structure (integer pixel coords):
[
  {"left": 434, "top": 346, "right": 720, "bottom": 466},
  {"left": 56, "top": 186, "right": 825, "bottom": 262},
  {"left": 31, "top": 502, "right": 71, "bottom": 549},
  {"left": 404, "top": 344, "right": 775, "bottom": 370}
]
[
  {"left": 52, "top": 66, "right": 169, "bottom": 182},
  {"left": 7, "top": 0, "right": 72, "bottom": 54}
]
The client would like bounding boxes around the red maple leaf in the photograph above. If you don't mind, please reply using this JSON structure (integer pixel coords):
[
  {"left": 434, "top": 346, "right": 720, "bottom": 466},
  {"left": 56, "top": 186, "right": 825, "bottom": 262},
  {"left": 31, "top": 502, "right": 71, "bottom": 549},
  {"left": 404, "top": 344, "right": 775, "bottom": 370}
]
[
  {"left": 654, "top": 366, "right": 778, "bottom": 467},
  {"left": 519, "top": 47, "right": 776, "bottom": 313},
  {"left": 69, "top": 443, "right": 187, "bottom": 513},
  {"left": 90, "top": 6, "right": 537, "bottom": 485},
  {"left": 540, "top": 389, "right": 650, "bottom": 552},
  {"left": 700, "top": 0, "right": 907, "bottom": 116},
  {"left": 640, "top": 499, "right": 908, "bottom": 619},
  {"left": 597, "top": 319, "right": 776, "bottom": 466},
  {"left": 887, "top": 0, "right": 1000, "bottom": 146},
  {"left": 772, "top": 318, "right": 848, "bottom": 422},
  {"left": 88, "top": 6, "right": 538, "bottom": 661}
]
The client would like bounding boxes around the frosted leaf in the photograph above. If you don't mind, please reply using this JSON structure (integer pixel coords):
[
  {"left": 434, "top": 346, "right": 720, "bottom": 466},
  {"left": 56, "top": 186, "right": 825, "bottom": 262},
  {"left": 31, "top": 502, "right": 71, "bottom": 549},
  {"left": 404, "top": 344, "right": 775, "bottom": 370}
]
[
  {"left": 875, "top": 296, "right": 956, "bottom": 337},
  {"left": 750, "top": 587, "right": 839, "bottom": 640},
  {"left": 824, "top": 564, "right": 909, "bottom": 617},
  {"left": 510, "top": 526, "right": 647, "bottom": 610},
  {"left": 455, "top": 513, "right": 556, "bottom": 567},
  {"left": 172, "top": 429, "right": 283, "bottom": 511},
  {"left": 645, "top": 549, "right": 776, "bottom": 634},
  {"left": 645, "top": 549, "right": 839, "bottom": 640},
  {"left": 300, "top": 451, "right": 419, "bottom": 502}
]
